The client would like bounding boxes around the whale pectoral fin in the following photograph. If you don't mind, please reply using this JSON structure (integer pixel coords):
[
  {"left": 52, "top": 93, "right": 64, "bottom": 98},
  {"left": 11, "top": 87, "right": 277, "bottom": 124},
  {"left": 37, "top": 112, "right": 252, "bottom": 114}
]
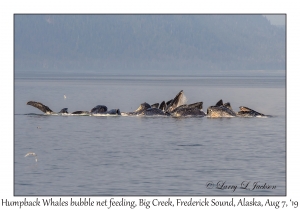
[{"left": 27, "top": 101, "right": 53, "bottom": 113}]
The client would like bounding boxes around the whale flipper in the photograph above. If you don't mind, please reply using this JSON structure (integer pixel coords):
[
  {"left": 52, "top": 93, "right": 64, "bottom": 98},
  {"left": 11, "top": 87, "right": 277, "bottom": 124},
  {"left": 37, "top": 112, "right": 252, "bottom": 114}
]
[{"left": 27, "top": 101, "right": 53, "bottom": 114}]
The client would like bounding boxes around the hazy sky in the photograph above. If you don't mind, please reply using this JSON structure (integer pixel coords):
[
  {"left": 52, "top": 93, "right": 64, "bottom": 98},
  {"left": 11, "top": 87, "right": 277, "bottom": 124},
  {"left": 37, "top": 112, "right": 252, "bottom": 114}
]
[{"left": 264, "top": 15, "right": 285, "bottom": 25}]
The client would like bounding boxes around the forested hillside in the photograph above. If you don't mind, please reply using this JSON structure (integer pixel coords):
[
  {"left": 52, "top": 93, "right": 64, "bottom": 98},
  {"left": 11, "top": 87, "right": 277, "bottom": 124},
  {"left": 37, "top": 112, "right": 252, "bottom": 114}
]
[{"left": 14, "top": 15, "right": 285, "bottom": 74}]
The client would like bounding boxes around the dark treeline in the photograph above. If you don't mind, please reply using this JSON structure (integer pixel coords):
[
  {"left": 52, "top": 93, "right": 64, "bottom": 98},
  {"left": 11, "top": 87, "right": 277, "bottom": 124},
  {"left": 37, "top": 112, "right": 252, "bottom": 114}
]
[{"left": 14, "top": 15, "right": 285, "bottom": 73}]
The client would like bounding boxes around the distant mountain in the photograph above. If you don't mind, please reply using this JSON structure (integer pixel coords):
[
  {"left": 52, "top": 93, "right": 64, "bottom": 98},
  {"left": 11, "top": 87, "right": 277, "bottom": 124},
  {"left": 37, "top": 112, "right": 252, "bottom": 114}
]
[{"left": 14, "top": 15, "right": 285, "bottom": 74}]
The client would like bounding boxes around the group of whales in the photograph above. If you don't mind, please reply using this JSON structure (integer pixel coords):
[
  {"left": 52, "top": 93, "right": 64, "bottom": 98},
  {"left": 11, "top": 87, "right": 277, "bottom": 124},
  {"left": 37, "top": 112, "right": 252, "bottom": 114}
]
[{"left": 27, "top": 90, "right": 270, "bottom": 118}]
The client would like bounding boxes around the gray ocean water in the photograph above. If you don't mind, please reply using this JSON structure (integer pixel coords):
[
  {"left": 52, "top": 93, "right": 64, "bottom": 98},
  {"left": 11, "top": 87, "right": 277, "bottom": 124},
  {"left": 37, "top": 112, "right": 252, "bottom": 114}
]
[{"left": 14, "top": 75, "right": 285, "bottom": 196}]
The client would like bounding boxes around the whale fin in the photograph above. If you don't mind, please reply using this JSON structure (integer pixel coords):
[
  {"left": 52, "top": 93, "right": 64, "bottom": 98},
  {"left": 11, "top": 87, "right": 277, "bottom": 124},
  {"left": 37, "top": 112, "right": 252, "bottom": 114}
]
[
  {"left": 59, "top": 108, "right": 68, "bottom": 114},
  {"left": 27, "top": 101, "right": 53, "bottom": 114}
]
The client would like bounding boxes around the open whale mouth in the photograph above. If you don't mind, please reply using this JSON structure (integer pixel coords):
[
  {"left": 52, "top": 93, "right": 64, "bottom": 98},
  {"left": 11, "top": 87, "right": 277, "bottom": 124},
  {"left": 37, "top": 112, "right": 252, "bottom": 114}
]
[{"left": 166, "top": 90, "right": 187, "bottom": 112}]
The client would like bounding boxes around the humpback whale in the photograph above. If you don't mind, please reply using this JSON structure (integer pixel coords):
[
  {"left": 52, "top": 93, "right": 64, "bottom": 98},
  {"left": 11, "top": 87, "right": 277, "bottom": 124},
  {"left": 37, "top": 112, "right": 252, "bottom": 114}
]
[
  {"left": 90, "top": 105, "right": 107, "bottom": 114},
  {"left": 72, "top": 105, "right": 120, "bottom": 115},
  {"left": 237, "top": 106, "right": 270, "bottom": 117},
  {"left": 206, "top": 100, "right": 237, "bottom": 118},
  {"left": 135, "top": 102, "right": 152, "bottom": 114},
  {"left": 167, "top": 102, "right": 206, "bottom": 117},
  {"left": 206, "top": 100, "right": 270, "bottom": 118}
]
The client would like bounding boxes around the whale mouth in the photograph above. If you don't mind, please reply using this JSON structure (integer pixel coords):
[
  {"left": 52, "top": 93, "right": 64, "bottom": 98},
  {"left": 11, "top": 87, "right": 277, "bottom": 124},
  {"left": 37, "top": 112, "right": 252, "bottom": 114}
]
[
  {"left": 135, "top": 102, "right": 151, "bottom": 113},
  {"left": 166, "top": 90, "right": 187, "bottom": 112}
]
